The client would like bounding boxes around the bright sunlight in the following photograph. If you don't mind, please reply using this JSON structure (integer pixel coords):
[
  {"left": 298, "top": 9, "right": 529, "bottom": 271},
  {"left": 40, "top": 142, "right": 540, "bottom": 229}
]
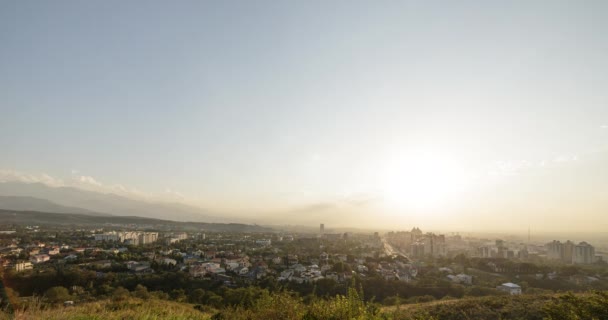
[{"left": 382, "top": 150, "right": 470, "bottom": 210}]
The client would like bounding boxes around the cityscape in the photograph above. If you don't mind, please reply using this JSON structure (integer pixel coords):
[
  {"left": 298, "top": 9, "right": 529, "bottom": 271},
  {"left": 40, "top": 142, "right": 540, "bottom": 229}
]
[
  {"left": 2, "top": 0, "right": 608, "bottom": 319},
  {"left": 2, "top": 220, "right": 607, "bottom": 304}
]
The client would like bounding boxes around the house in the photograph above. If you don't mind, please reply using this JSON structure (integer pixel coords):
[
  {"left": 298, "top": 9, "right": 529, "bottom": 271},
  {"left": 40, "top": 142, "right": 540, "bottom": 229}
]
[
  {"left": 255, "top": 239, "right": 271, "bottom": 246},
  {"left": 30, "top": 254, "right": 50, "bottom": 264},
  {"left": 456, "top": 274, "right": 473, "bottom": 285},
  {"left": 357, "top": 265, "right": 369, "bottom": 273},
  {"left": 161, "top": 258, "right": 177, "bottom": 266},
  {"left": 497, "top": 283, "right": 521, "bottom": 295},
  {"left": 291, "top": 264, "right": 307, "bottom": 272},
  {"left": 287, "top": 254, "right": 298, "bottom": 265},
  {"left": 279, "top": 269, "right": 294, "bottom": 281},
  {"left": 15, "top": 261, "right": 33, "bottom": 272},
  {"left": 126, "top": 261, "right": 152, "bottom": 273},
  {"left": 91, "top": 260, "right": 112, "bottom": 269},
  {"left": 189, "top": 264, "right": 207, "bottom": 277},
  {"left": 397, "top": 271, "right": 411, "bottom": 283},
  {"left": 183, "top": 255, "right": 200, "bottom": 265},
  {"left": 64, "top": 254, "right": 78, "bottom": 261},
  {"left": 320, "top": 252, "right": 329, "bottom": 263}
]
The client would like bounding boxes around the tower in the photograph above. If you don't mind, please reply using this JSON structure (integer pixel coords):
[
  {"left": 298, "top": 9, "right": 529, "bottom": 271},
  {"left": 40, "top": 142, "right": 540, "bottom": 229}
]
[{"left": 320, "top": 223, "right": 324, "bottom": 235}]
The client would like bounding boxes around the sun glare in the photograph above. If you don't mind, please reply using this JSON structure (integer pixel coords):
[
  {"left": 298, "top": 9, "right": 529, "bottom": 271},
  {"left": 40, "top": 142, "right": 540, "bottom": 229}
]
[{"left": 382, "top": 150, "right": 469, "bottom": 210}]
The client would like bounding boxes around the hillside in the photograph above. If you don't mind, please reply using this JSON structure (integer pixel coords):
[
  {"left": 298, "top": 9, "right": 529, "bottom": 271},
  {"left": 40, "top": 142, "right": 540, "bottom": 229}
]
[
  {"left": 1, "top": 298, "right": 213, "bottom": 320},
  {"left": 0, "top": 209, "right": 273, "bottom": 233},
  {"left": 0, "top": 181, "right": 221, "bottom": 222},
  {"left": 0, "top": 195, "right": 108, "bottom": 216},
  {"left": 4, "top": 291, "right": 607, "bottom": 320}
]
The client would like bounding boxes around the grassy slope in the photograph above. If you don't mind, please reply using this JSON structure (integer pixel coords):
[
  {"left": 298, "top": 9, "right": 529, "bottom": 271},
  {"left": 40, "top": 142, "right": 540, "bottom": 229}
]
[
  {"left": 3, "top": 292, "right": 604, "bottom": 320},
  {"left": 1, "top": 298, "right": 213, "bottom": 320}
]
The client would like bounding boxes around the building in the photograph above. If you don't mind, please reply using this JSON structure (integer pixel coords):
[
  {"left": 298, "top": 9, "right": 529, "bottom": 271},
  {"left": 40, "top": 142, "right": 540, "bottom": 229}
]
[
  {"left": 255, "top": 239, "right": 271, "bottom": 246},
  {"left": 138, "top": 232, "right": 158, "bottom": 245},
  {"left": 95, "top": 231, "right": 158, "bottom": 245},
  {"left": 15, "top": 261, "right": 33, "bottom": 272},
  {"left": 94, "top": 232, "right": 120, "bottom": 241},
  {"left": 448, "top": 273, "right": 473, "bottom": 285},
  {"left": 547, "top": 240, "right": 594, "bottom": 264},
  {"left": 410, "top": 233, "right": 446, "bottom": 258},
  {"left": 320, "top": 223, "right": 324, "bottom": 236},
  {"left": 411, "top": 241, "right": 425, "bottom": 258},
  {"left": 497, "top": 282, "right": 521, "bottom": 295},
  {"left": 30, "top": 254, "right": 50, "bottom": 264},
  {"left": 573, "top": 242, "right": 595, "bottom": 264}
]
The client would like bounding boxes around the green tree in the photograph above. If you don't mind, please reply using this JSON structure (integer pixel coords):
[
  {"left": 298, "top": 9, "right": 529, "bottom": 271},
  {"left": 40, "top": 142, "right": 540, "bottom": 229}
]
[
  {"left": 189, "top": 288, "right": 205, "bottom": 304},
  {"left": 44, "top": 286, "right": 71, "bottom": 304},
  {"left": 112, "top": 286, "right": 130, "bottom": 302},
  {"left": 134, "top": 284, "right": 150, "bottom": 300}
]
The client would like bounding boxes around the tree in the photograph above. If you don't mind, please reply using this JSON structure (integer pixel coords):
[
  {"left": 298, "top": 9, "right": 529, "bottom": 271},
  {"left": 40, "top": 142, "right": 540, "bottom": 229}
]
[
  {"left": 112, "top": 287, "right": 130, "bottom": 302},
  {"left": 44, "top": 286, "right": 71, "bottom": 304},
  {"left": 332, "top": 262, "right": 351, "bottom": 273},
  {"left": 134, "top": 284, "right": 150, "bottom": 300},
  {"left": 170, "top": 289, "right": 187, "bottom": 302}
]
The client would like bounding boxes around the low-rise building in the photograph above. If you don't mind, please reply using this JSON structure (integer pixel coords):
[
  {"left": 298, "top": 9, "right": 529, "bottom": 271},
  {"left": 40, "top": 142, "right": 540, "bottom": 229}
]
[
  {"left": 30, "top": 254, "right": 50, "bottom": 264},
  {"left": 497, "top": 283, "right": 521, "bottom": 295},
  {"left": 15, "top": 261, "right": 33, "bottom": 272}
]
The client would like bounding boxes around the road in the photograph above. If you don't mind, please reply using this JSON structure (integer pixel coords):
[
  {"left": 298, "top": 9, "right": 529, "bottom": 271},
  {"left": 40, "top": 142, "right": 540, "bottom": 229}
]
[{"left": 382, "top": 237, "right": 410, "bottom": 260}]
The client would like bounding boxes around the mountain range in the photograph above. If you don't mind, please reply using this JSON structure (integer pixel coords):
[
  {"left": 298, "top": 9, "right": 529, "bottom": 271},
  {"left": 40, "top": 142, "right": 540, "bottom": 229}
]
[{"left": 0, "top": 181, "right": 224, "bottom": 222}]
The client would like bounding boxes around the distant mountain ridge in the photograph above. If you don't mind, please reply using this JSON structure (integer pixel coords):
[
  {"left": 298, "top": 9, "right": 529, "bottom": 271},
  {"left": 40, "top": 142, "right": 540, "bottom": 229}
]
[
  {"left": 0, "top": 195, "right": 109, "bottom": 216},
  {"left": 0, "top": 209, "right": 273, "bottom": 232},
  {"left": 0, "top": 181, "right": 223, "bottom": 222}
]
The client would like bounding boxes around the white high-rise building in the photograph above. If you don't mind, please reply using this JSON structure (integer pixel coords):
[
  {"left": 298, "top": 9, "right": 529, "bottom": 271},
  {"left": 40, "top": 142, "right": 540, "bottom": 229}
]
[{"left": 573, "top": 242, "right": 595, "bottom": 264}]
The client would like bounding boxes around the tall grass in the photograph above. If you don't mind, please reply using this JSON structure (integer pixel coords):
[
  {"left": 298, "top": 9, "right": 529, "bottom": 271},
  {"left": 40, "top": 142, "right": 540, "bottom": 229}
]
[{"left": 0, "top": 297, "right": 212, "bottom": 320}]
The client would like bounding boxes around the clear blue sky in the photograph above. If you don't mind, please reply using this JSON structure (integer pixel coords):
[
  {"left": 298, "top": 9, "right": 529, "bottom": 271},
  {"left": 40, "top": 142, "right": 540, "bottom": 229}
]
[{"left": 2, "top": 1, "right": 608, "bottom": 229}]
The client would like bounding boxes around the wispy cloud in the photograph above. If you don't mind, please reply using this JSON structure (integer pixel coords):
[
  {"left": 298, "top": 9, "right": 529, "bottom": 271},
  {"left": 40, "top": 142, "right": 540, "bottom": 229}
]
[
  {"left": 164, "top": 188, "right": 185, "bottom": 201},
  {"left": 77, "top": 175, "right": 102, "bottom": 187},
  {"left": 0, "top": 168, "right": 187, "bottom": 203},
  {"left": 0, "top": 169, "right": 64, "bottom": 187}
]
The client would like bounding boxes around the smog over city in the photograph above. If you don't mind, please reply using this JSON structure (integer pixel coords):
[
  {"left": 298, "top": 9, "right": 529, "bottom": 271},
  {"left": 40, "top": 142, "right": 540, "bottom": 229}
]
[{"left": 1, "top": 1, "right": 608, "bottom": 319}]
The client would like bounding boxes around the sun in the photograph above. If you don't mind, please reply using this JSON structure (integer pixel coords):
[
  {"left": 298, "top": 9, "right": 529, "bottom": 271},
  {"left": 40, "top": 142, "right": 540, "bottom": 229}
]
[{"left": 381, "top": 150, "right": 469, "bottom": 210}]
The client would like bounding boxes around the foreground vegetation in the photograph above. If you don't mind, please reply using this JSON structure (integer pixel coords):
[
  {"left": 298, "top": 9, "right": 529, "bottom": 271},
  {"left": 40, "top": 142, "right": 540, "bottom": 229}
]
[{"left": 3, "top": 288, "right": 608, "bottom": 320}]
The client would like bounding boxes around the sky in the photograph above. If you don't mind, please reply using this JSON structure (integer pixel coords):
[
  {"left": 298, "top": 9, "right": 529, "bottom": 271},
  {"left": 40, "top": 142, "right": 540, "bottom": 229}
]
[{"left": 1, "top": 1, "right": 608, "bottom": 231}]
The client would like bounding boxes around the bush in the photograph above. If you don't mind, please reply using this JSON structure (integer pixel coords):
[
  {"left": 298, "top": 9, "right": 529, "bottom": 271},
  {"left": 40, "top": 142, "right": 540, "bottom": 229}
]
[
  {"left": 111, "top": 287, "right": 130, "bottom": 302},
  {"left": 44, "top": 286, "right": 71, "bottom": 304},
  {"left": 133, "top": 284, "right": 150, "bottom": 300}
]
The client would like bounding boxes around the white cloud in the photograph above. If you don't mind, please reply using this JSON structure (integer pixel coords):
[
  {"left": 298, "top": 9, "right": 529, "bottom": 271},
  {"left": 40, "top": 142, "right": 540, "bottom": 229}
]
[
  {"left": 164, "top": 188, "right": 185, "bottom": 200},
  {"left": 0, "top": 169, "right": 64, "bottom": 186},
  {"left": 78, "top": 175, "right": 102, "bottom": 187},
  {"left": 0, "top": 168, "right": 157, "bottom": 201}
]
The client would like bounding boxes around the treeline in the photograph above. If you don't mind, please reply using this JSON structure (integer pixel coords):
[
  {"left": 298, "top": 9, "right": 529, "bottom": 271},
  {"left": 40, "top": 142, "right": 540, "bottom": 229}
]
[
  {"left": 5, "top": 272, "right": 608, "bottom": 320},
  {"left": 5, "top": 266, "right": 489, "bottom": 308}
]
